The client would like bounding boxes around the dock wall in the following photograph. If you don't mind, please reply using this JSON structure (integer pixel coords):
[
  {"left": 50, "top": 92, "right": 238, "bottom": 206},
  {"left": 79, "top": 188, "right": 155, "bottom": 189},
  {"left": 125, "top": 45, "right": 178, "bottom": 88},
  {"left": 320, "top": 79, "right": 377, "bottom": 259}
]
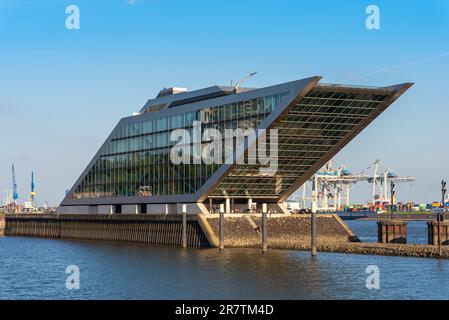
[
  {"left": 3, "top": 213, "right": 358, "bottom": 250},
  {"left": 4, "top": 214, "right": 212, "bottom": 248},
  {"left": 0, "top": 214, "right": 4, "bottom": 235}
]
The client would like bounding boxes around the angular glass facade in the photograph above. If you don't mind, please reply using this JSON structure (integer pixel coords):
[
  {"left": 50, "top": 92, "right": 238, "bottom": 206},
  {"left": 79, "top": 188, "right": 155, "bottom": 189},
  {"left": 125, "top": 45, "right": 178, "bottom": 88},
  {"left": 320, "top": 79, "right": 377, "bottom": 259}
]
[
  {"left": 61, "top": 77, "right": 411, "bottom": 212},
  {"left": 71, "top": 93, "right": 288, "bottom": 199},
  {"left": 211, "top": 87, "right": 390, "bottom": 198}
]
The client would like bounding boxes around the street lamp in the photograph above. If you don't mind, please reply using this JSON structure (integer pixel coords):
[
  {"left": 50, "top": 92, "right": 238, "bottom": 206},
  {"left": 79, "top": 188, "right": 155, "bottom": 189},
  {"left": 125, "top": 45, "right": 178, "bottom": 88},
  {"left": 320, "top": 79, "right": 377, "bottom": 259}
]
[{"left": 390, "top": 180, "right": 395, "bottom": 220}]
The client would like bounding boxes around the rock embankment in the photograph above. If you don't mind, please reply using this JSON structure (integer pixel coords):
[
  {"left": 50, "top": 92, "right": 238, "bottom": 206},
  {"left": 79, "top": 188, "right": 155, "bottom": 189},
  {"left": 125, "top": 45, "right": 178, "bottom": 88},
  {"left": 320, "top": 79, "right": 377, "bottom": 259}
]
[
  {"left": 206, "top": 214, "right": 357, "bottom": 248},
  {"left": 205, "top": 213, "right": 449, "bottom": 259},
  {"left": 261, "top": 240, "right": 449, "bottom": 259}
]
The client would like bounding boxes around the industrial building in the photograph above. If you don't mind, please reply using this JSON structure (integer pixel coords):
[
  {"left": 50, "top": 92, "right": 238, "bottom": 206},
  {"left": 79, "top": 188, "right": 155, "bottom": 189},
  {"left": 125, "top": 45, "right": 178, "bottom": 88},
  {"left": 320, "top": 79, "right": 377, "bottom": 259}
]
[{"left": 59, "top": 76, "right": 412, "bottom": 214}]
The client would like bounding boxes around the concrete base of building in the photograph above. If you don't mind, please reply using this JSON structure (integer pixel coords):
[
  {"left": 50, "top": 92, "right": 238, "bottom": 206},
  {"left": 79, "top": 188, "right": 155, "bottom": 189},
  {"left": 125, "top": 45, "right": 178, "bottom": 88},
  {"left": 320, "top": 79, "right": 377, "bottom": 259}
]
[
  {"left": 57, "top": 202, "right": 209, "bottom": 215},
  {"left": 57, "top": 205, "right": 90, "bottom": 214},
  {"left": 207, "top": 202, "right": 290, "bottom": 214}
]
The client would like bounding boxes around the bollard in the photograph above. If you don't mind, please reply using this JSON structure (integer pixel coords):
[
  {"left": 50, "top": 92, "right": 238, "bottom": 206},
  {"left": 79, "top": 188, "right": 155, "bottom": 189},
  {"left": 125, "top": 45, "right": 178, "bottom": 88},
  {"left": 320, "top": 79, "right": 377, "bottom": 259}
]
[
  {"left": 219, "top": 203, "right": 225, "bottom": 250},
  {"left": 182, "top": 204, "right": 187, "bottom": 248},
  {"left": 262, "top": 203, "right": 268, "bottom": 253}
]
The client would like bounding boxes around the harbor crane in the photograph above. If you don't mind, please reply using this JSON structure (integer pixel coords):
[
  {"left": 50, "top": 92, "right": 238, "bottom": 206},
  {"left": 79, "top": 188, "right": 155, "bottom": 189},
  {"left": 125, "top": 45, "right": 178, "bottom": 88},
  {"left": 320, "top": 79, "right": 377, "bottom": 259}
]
[
  {"left": 9, "top": 164, "right": 19, "bottom": 213},
  {"left": 30, "top": 171, "right": 36, "bottom": 205},
  {"left": 291, "top": 158, "right": 415, "bottom": 212},
  {"left": 293, "top": 159, "right": 369, "bottom": 212},
  {"left": 23, "top": 171, "right": 38, "bottom": 212},
  {"left": 12, "top": 164, "right": 18, "bottom": 202},
  {"left": 366, "top": 159, "right": 415, "bottom": 204}
]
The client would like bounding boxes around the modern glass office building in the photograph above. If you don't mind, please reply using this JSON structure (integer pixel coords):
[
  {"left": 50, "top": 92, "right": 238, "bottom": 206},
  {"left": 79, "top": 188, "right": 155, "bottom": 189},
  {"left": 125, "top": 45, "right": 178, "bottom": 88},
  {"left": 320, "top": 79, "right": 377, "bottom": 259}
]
[{"left": 59, "top": 76, "right": 412, "bottom": 214}]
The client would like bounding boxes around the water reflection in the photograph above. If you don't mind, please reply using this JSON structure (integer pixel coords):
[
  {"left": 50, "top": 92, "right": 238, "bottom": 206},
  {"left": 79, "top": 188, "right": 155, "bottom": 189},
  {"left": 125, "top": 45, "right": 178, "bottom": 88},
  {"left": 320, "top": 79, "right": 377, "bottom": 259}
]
[{"left": 1, "top": 236, "right": 449, "bottom": 300}]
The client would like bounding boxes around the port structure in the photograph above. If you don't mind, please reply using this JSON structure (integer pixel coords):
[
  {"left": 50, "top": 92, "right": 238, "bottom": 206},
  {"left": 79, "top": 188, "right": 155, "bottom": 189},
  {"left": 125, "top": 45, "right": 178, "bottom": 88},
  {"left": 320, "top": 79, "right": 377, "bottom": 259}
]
[
  {"left": 367, "top": 159, "right": 415, "bottom": 206},
  {"left": 2, "top": 169, "right": 39, "bottom": 213},
  {"left": 292, "top": 159, "right": 369, "bottom": 212},
  {"left": 3, "top": 164, "right": 20, "bottom": 213},
  {"left": 22, "top": 171, "right": 38, "bottom": 213},
  {"left": 293, "top": 158, "right": 415, "bottom": 212}
]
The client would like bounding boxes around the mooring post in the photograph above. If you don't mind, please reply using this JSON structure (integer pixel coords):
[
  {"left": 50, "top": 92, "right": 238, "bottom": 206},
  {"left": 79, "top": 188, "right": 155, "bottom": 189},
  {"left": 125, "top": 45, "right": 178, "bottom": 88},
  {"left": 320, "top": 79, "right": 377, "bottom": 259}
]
[
  {"left": 262, "top": 203, "right": 268, "bottom": 253},
  {"left": 311, "top": 175, "right": 318, "bottom": 257},
  {"left": 219, "top": 203, "right": 225, "bottom": 250},
  {"left": 311, "top": 209, "right": 317, "bottom": 257},
  {"left": 182, "top": 204, "right": 187, "bottom": 248},
  {"left": 439, "top": 180, "right": 446, "bottom": 256},
  {"left": 438, "top": 213, "right": 442, "bottom": 256}
]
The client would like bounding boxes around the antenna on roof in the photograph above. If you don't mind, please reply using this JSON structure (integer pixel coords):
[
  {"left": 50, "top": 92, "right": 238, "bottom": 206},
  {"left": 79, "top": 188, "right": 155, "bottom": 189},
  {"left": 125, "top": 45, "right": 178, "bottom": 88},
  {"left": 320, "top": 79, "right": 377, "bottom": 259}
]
[{"left": 233, "top": 72, "right": 257, "bottom": 93}]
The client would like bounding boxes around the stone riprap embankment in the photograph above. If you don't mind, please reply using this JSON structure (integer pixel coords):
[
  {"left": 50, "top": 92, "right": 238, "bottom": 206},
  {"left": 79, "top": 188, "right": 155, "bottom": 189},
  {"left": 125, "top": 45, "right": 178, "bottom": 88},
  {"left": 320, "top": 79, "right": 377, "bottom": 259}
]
[
  {"left": 205, "top": 213, "right": 449, "bottom": 259},
  {"left": 206, "top": 214, "right": 358, "bottom": 248},
  {"left": 263, "top": 241, "right": 449, "bottom": 259}
]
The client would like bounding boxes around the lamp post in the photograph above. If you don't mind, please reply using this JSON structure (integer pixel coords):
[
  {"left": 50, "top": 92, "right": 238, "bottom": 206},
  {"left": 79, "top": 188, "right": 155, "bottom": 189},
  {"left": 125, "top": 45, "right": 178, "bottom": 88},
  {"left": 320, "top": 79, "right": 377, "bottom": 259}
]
[{"left": 390, "top": 180, "right": 395, "bottom": 220}]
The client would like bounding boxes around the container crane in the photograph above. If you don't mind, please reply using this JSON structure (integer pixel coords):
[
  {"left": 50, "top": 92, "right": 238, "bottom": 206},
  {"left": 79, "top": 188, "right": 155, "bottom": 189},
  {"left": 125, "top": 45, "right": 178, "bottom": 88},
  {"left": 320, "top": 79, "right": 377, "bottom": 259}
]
[
  {"left": 293, "top": 159, "right": 369, "bottom": 212},
  {"left": 366, "top": 159, "right": 415, "bottom": 205}
]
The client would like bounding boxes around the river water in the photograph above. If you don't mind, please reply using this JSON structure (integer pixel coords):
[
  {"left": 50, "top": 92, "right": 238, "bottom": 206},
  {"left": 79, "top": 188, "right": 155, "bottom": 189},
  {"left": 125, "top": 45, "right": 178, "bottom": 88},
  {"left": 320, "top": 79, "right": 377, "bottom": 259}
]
[
  {"left": 345, "top": 220, "right": 429, "bottom": 244},
  {"left": 1, "top": 220, "right": 448, "bottom": 300}
]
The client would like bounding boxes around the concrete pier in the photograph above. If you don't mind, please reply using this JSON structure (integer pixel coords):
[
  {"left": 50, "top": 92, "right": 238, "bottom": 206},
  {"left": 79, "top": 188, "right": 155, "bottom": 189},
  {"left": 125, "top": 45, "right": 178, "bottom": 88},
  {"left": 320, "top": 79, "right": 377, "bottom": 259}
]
[
  {"left": 5, "top": 213, "right": 449, "bottom": 259},
  {"left": 4, "top": 213, "right": 356, "bottom": 250}
]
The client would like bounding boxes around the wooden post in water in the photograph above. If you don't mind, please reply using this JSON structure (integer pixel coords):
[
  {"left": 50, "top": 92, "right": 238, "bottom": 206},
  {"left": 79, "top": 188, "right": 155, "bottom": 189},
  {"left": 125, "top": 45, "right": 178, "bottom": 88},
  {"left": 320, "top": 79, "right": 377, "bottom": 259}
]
[
  {"left": 181, "top": 204, "right": 187, "bottom": 248},
  {"left": 262, "top": 203, "right": 268, "bottom": 253},
  {"left": 311, "top": 175, "right": 318, "bottom": 257},
  {"left": 219, "top": 203, "right": 225, "bottom": 250},
  {"left": 439, "top": 180, "right": 447, "bottom": 256}
]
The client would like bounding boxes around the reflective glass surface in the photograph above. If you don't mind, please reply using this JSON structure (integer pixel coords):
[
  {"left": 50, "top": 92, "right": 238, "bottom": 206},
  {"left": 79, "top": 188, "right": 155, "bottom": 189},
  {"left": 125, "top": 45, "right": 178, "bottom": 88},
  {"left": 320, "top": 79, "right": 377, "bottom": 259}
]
[
  {"left": 211, "top": 88, "right": 390, "bottom": 198},
  {"left": 72, "top": 93, "right": 288, "bottom": 199}
]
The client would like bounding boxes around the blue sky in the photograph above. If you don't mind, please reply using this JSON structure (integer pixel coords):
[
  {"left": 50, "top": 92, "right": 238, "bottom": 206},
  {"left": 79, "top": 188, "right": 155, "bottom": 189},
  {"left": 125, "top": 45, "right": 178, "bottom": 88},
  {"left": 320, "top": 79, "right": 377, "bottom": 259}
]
[{"left": 0, "top": 0, "right": 448, "bottom": 206}]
